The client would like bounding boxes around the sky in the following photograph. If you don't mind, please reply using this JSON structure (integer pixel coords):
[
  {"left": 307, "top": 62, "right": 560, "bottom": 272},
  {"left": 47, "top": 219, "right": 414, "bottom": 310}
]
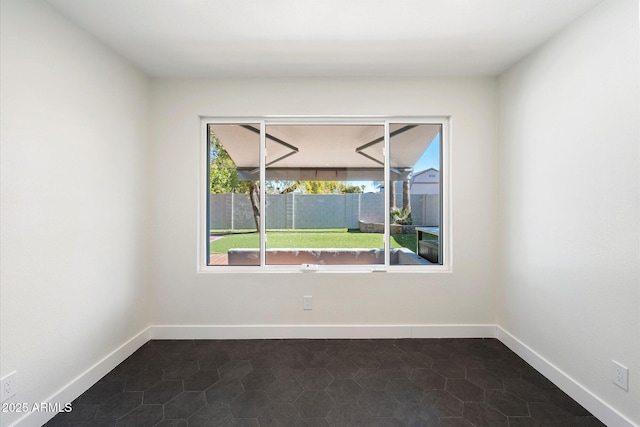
[{"left": 413, "top": 133, "right": 441, "bottom": 173}]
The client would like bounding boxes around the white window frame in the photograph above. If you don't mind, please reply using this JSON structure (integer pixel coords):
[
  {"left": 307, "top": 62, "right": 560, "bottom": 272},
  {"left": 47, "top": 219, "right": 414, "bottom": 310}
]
[{"left": 198, "top": 116, "right": 451, "bottom": 273}]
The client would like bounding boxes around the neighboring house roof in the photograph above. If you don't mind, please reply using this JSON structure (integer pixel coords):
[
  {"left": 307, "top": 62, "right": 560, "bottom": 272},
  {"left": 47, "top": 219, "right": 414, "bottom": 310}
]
[{"left": 411, "top": 168, "right": 439, "bottom": 179}]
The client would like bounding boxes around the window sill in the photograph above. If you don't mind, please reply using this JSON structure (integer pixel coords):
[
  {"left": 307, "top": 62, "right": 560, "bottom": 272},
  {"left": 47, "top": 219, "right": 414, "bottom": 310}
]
[{"left": 197, "top": 265, "right": 452, "bottom": 274}]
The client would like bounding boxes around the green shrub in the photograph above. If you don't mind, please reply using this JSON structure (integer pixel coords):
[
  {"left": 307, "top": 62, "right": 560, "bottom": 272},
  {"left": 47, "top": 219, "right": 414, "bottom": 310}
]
[{"left": 390, "top": 207, "right": 412, "bottom": 225}]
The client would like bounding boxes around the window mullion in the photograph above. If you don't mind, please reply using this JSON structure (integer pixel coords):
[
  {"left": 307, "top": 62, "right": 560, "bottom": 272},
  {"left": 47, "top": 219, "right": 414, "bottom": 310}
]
[
  {"left": 384, "top": 121, "right": 390, "bottom": 270},
  {"left": 259, "top": 121, "right": 266, "bottom": 268},
  {"left": 205, "top": 124, "right": 212, "bottom": 267}
]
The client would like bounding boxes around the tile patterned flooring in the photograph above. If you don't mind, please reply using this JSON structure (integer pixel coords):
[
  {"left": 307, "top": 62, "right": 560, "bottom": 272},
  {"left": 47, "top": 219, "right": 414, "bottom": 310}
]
[{"left": 46, "top": 338, "right": 605, "bottom": 426}]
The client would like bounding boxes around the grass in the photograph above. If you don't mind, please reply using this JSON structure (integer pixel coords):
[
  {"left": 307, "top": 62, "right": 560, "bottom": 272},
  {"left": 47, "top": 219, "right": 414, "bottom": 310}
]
[
  {"left": 211, "top": 228, "right": 349, "bottom": 234},
  {"left": 209, "top": 228, "right": 429, "bottom": 253},
  {"left": 210, "top": 229, "right": 256, "bottom": 234}
]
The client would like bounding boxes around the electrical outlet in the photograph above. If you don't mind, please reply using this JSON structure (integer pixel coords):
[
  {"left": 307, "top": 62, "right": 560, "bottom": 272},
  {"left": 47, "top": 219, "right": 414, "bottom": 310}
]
[
  {"left": 1, "top": 371, "right": 17, "bottom": 402},
  {"left": 303, "top": 295, "right": 313, "bottom": 310},
  {"left": 612, "top": 361, "right": 628, "bottom": 391}
]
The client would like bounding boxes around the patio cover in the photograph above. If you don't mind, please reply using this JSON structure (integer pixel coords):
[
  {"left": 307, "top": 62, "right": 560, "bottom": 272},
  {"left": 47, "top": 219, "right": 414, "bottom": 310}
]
[{"left": 211, "top": 124, "right": 440, "bottom": 181}]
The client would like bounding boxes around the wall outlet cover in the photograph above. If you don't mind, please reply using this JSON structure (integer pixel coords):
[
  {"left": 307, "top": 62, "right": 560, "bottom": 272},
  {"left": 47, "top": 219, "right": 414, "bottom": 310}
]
[
  {"left": 303, "top": 295, "right": 313, "bottom": 310},
  {"left": 1, "top": 371, "right": 17, "bottom": 402},
  {"left": 612, "top": 360, "right": 628, "bottom": 391}
]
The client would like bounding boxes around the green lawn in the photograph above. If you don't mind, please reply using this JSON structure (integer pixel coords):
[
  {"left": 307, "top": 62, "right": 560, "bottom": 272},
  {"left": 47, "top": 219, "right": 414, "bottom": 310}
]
[{"left": 210, "top": 229, "right": 425, "bottom": 253}]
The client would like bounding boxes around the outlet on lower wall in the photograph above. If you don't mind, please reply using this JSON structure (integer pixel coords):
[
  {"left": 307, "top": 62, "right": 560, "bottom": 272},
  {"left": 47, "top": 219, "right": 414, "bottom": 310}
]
[
  {"left": 303, "top": 295, "right": 313, "bottom": 310},
  {"left": 612, "top": 360, "right": 628, "bottom": 391},
  {"left": 1, "top": 371, "right": 17, "bottom": 402}
]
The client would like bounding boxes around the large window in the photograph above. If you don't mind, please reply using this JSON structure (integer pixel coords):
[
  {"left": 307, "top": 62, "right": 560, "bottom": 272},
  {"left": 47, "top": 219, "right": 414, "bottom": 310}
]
[{"left": 203, "top": 118, "right": 447, "bottom": 271}]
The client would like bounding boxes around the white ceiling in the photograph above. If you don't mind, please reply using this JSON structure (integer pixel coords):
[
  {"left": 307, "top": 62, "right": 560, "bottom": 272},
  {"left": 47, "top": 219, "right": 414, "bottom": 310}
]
[{"left": 46, "top": 0, "right": 602, "bottom": 78}]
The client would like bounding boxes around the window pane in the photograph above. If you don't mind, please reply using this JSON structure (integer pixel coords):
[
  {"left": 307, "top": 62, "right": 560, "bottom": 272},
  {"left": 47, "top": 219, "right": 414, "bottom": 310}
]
[
  {"left": 388, "top": 124, "right": 442, "bottom": 265},
  {"left": 207, "top": 124, "right": 261, "bottom": 266},
  {"left": 264, "top": 124, "right": 385, "bottom": 266}
]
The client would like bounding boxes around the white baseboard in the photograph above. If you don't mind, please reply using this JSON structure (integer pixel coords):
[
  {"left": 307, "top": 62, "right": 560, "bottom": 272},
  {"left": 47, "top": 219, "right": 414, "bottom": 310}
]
[
  {"left": 149, "top": 324, "right": 498, "bottom": 340},
  {"left": 497, "top": 327, "right": 638, "bottom": 427},
  {"left": 10, "top": 327, "right": 151, "bottom": 427},
  {"left": 411, "top": 324, "right": 497, "bottom": 338}
]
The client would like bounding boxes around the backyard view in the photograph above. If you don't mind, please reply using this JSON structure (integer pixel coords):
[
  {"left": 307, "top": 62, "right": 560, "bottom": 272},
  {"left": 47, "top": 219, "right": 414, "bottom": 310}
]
[{"left": 207, "top": 122, "right": 441, "bottom": 267}]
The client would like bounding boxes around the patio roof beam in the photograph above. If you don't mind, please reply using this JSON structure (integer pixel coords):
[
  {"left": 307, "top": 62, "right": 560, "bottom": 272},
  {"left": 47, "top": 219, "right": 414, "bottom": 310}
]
[
  {"left": 356, "top": 125, "right": 418, "bottom": 175},
  {"left": 356, "top": 124, "right": 418, "bottom": 151},
  {"left": 241, "top": 124, "right": 299, "bottom": 152},
  {"left": 265, "top": 151, "right": 299, "bottom": 168},
  {"left": 241, "top": 124, "right": 300, "bottom": 173},
  {"left": 355, "top": 124, "right": 418, "bottom": 166},
  {"left": 357, "top": 151, "right": 384, "bottom": 167}
]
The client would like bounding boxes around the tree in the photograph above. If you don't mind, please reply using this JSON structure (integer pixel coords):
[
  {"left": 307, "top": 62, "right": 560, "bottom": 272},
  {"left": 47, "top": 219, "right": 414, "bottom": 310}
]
[
  {"left": 266, "top": 180, "right": 299, "bottom": 194},
  {"left": 302, "top": 181, "right": 363, "bottom": 194},
  {"left": 402, "top": 178, "right": 411, "bottom": 213},
  {"left": 209, "top": 131, "right": 261, "bottom": 231},
  {"left": 209, "top": 135, "right": 240, "bottom": 194},
  {"left": 304, "top": 181, "right": 337, "bottom": 194},
  {"left": 265, "top": 180, "right": 363, "bottom": 195},
  {"left": 389, "top": 179, "right": 396, "bottom": 210},
  {"left": 389, "top": 178, "right": 412, "bottom": 225},
  {"left": 390, "top": 206, "right": 412, "bottom": 225},
  {"left": 340, "top": 183, "right": 366, "bottom": 193},
  {"left": 245, "top": 182, "right": 260, "bottom": 231}
]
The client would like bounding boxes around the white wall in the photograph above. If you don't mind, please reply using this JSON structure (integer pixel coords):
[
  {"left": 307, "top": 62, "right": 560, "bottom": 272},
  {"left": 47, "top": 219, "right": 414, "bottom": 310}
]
[
  {"left": 0, "top": 1, "right": 149, "bottom": 425},
  {"left": 149, "top": 77, "right": 498, "bottom": 328},
  {"left": 497, "top": 0, "right": 639, "bottom": 424}
]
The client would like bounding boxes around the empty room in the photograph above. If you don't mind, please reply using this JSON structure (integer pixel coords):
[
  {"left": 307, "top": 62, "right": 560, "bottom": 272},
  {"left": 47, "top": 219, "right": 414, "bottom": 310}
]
[{"left": 0, "top": 0, "right": 638, "bottom": 426}]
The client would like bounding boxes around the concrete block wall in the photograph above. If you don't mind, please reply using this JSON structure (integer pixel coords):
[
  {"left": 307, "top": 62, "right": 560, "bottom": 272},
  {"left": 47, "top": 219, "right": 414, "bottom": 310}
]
[{"left": 209, "top": 193, "right": 439, "bottom": 230}]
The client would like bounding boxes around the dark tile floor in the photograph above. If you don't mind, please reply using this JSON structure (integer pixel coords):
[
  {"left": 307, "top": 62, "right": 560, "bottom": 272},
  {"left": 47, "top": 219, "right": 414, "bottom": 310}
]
[{"left": 46, "top": 338, "right": 605, "bottom": 427}]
